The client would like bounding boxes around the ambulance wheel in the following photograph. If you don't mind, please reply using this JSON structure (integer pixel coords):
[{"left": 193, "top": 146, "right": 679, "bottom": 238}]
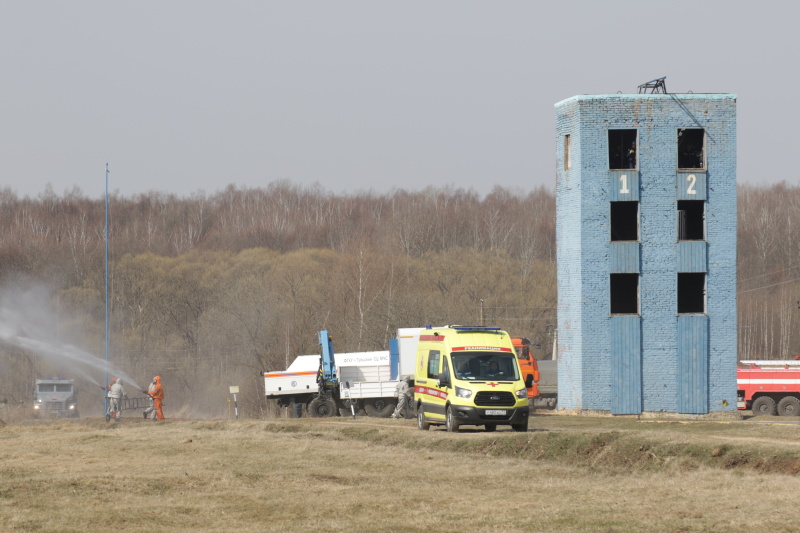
[
  {"left": 777, "top": 396, "right": 800, "bottom": 416},
  {"left": 511, "top": 421, "right": 528, "bottom": 432},
  {"left": 417, "top": 408, "right": 430, "bottom": 430},
  {"left": 445, "top": 406, "right": 460, "bottom": 433},
  {"left": 484, "top": 424, "right": 496, "bottom": 432},
  {"left": 364, "top": 398, "right": 395, "bottom": 418},
  {"left": 308, "top": 398, "right": 337, "bottom": 418},
  {"left": 751, "top": 396, "right": 777, "bottom": 416}
]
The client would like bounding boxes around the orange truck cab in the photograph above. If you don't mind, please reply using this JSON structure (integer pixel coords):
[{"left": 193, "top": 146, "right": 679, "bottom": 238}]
[{"left": 512, "top": 337, "right": 540, "bottom": 399}]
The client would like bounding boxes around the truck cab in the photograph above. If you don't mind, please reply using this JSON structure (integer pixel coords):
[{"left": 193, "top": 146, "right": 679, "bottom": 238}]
[
  {"left": 33, "top": 378, "right": 79, "bottom": 418},
  {"left": 414, "top": 326, "right": 532, "bottom": 432},
  {"left": 511, "top": 336, "right": 540, "bottom": 399}
]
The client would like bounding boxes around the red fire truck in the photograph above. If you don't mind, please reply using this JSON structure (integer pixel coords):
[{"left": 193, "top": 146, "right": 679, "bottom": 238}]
[{"left": 737, "top": 360, "right": 800, "bottom": 416}]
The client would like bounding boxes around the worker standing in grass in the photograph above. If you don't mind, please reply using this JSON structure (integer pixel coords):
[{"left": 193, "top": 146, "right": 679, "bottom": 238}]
[
  {"left": 391, "top": 376, "right": 411, "bottom": 419},
  {"left": 145, "top": 376, "right": 165, "bottom": 420},
  {"left": 142, "top": 377, "right": 157, "bottom": 420},
  {"left": 105, "top": 378, "right": 127, "bottom": 422}
]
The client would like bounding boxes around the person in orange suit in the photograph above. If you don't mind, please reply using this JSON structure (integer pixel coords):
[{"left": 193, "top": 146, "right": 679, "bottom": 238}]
[{"left": 146, "top": 376, "right": 165, "bottom": 421}]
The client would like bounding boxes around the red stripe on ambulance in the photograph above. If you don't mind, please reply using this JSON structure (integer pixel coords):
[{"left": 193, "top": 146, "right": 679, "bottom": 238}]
[{"left": 415, "top": 386, "right": 447, "bottom": 400}]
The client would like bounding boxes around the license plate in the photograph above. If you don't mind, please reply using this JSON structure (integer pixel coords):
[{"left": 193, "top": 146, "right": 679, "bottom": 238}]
[{"left": 485, "top": 409, "right": 507, "bottom": 416}]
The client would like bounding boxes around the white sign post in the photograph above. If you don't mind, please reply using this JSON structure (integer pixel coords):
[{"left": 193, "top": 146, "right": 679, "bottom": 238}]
[{"left": 229, "top": 386, "right": 240, "bottom": 419}]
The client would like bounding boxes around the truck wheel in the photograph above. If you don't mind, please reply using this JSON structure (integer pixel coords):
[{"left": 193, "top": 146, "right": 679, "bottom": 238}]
[
  {"left": 751, "top": 396, "right": 777, "bottom": 416},
  {"left": 417, "top": 408, "right": 430, "bottom": 430},
  {"left": 511, "top": 420, "right": 528, "bottom": 432},
  {"left": 484, "top": 424, "right": 496, "bottom": 432},
  {"left": 446, "top": 406, "right": 460, "bottom": 433},
  {"left": 364, "top": 398, "right": 395, "bottom": 418},
  {"left": 308, "top": 398, "right": 337, "bottom": 418},
  {"left": 777, "top": 396, "right": 800, "bottom": 416}
]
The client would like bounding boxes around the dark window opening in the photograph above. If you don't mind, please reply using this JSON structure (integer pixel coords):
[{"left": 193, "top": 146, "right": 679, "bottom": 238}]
[
  {"left": 611, "top": 201, "right": 639, "bottom": 241},
  {"left": 564, "top": 134, "right": 571, "bottom": 170},
  {"left": 678, "top": 129, "right": 705, "bottom": 170},
  {"left": 678, "top": 273, "right": 705, "bottom": 314},
  {"left": 610, "top": 274, "right": 639, "bottom": 315},
  {"left": 677, "top": 200, "right": 705, "bottom": 241},
  {"left": 609, "top": 129, "right": 637, "bottom": 170}
]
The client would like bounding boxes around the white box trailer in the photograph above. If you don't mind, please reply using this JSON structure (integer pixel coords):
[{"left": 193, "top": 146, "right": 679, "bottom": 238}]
[
  {"left": 335, "top": 351, "right": 395, "bottom": 399},
  {"left": 263, "top": 355, "right": 319, "bottom": 398},
  {"left": 396, "top": 327, "right": 423, "bottom": 378},
  {"left": 335, "top": 328, "right": 424, "bottom": 417}
]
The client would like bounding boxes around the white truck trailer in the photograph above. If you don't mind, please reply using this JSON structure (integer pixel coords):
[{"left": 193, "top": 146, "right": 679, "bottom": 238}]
[{"left": 263, "top": 328, "right": 422, "bottom": 418}]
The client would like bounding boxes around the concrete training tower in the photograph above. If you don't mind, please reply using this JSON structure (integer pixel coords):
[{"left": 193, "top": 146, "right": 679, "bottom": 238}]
[{"left": 554, "top": 90, "right": 737, "bottom": 414}]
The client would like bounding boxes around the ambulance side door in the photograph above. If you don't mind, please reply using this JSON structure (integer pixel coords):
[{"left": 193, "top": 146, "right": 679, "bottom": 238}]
[{"left": 424, "top": 350, "right": 446, "bottom": 420}]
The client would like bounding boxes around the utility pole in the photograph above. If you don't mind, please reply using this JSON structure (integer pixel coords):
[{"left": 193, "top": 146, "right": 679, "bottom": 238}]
[{"left": 104, "top": 163, "right": 109, "bottom": 416}]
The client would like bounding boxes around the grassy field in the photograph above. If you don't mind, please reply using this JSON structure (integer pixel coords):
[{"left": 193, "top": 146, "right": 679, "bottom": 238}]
[{"left": 2, "top": 413, "right": 800, "bottom": 532}]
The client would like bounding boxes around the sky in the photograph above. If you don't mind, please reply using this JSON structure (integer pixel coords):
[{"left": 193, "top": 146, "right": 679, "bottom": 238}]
[{"left": 1, "top": 1, "right": 797, "bottom": 200}]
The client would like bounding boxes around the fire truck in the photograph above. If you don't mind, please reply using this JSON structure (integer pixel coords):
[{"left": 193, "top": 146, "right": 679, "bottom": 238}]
[
  {"left": 737, "top": 360, "right": 800, "bottom": 416},
  {"left": 511, "top": 336, "right": 556, "bottom": 409},
  {"left": 511, "top": 337, "right": 540, "bottom": 399}
]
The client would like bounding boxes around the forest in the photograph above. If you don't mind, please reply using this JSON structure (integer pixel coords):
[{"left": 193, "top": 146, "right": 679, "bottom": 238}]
[{"left": 0, "top": 181, "right": 796, "bottom": 417}]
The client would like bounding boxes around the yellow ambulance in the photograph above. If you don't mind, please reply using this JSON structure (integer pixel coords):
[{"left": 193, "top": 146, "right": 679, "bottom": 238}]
[{"left": 414, "top": 325, "right": 532, "bottom": 432}]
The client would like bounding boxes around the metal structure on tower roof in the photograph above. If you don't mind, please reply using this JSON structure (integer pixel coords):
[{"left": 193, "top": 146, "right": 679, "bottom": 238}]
[{"left": 638, "top": 77, "right": 667, "bottom": 94}]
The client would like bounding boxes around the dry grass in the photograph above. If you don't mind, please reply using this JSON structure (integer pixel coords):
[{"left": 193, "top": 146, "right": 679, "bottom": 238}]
[{"left": 2, "top": 414, "right": 800, "bottom": 532}]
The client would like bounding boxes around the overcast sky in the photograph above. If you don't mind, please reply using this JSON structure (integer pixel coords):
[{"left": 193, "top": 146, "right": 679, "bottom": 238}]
[{"left": 1, "top": 1, "right": 795, "bottom": 199}]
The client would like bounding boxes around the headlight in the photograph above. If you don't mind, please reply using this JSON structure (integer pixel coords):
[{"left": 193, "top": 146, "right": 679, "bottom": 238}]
[
  {"left": 455, "top": 386, "right": 473, "bottom": 399},
  {"left": 515, "top": 388, "right": 528, "bottom": 399},
  {"left": 68, "top": 405, "right": 75, "bottom": 410},
  {"left": 33, "top": 404, "right": 40, "bottom": 410}
]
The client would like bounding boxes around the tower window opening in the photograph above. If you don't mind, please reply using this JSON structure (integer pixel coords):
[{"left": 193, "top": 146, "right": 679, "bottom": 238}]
[
  {"left": 609, "top": 129, "right": 637, "bottom": 170},
  {"left": 678, "top": 273, "right": 706, "bottom": 314},
  {"left": 564, "top": 134, "right": 571, "bottom": 170},
  {"left": 677, "top": 200, "right": 705, "bottom": 241},
  {"left": 611, "top": 201, "right": 639, "bottom": 241},
  {"left": 678, "top": 129, "right": 705, "bottom": 170},
  {"left": 610, "top": 274, "right": 639, "bottom": 315}
]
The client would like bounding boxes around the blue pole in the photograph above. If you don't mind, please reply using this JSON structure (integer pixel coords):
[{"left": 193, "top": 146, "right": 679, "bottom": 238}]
[{"left": 104, "top": 163, "right": 109, "bottom": 415}]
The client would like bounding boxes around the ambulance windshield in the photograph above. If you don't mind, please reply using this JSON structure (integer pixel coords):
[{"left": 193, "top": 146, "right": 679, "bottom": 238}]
[{"left": 452, "top": 353, "right": 520, "bottom": 381}]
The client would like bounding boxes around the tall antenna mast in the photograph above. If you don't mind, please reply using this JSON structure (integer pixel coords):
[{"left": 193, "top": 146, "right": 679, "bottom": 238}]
[{"left": 104, "top": 163, "right": 109, "bottom": 415}]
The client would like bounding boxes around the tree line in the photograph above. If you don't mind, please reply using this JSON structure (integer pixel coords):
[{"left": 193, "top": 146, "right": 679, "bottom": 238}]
[
  {"left": 0, "top": 181, "right": 796, "bottom": 417},
  {"left": 0, "top": 182, "right": 555, "bottom": 417}
]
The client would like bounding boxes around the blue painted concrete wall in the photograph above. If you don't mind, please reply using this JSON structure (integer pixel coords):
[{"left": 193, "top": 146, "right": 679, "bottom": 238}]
[{"left": 554, "top": 94, "right": 737, "bottom": 414}]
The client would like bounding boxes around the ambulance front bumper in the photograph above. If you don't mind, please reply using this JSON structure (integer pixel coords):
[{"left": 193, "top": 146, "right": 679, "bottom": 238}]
[{"left": 449, "top": 405, "right": 529, "bottom": 425}]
